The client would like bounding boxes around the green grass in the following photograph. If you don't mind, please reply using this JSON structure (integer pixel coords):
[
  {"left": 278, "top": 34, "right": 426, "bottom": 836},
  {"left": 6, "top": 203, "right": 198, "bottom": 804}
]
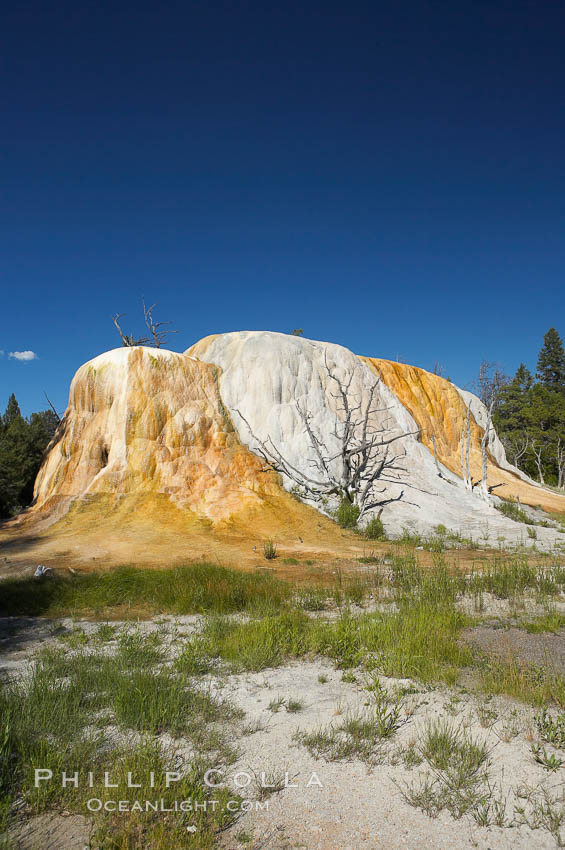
[
  {"left": 420, "top": 718, "right": 489, "bottom": 776},
  {"left": 0, "top": 563, "right": 292, "bottom": 618},
  {"left": 9, "top": 552, "right": 565, "bottom": 846},
  {"left": 297, "top": 713, "right": 389, "bottom": 764},
  {"left": 479, "top": 656, "right": 565, "bottom": 707},
  {"left": 535, "top": 708, "right": 565, "bottom": 747},
  {"left": 296, "top": 684, "right": 405, "bottom": 765},
  {"left": 0, "top": 634, "right": 243, "bottom": 846},
  {"left": 174, "top": 636, "right": 215, "bottom": 675},
  {"left": 296, "top": 588, "right": 327, "bottom": 610},
  {"left": 401, "top": 718, "right": 491, "bottom": 820},
  {"left": 522, "top": 611, "right": 565, "bottom": 633},
  {"left": 4, "top": 554, "right": 564, "bottom": 621},
  {"left": 202, "top": 610, "right": 314, "bottom": 672},
  {"left": 197, "top": 563, "right": 471, "bottom": 684},
  {"left": 117, "top": 628, "right": 165, "bottom": 666},
  {"left": 466, "top": 557, "right": 565, "bottom": 599},
  {"left": 495, "top": 499, "right": 536, "bottom": 525}
]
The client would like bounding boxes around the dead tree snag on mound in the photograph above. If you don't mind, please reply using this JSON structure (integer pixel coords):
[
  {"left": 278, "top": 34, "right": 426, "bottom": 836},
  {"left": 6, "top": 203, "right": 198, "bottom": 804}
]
[
  {"left": 460, "top": 362, "right": 507, "bottom": 503},
  {"left": 111, "top": 299, "right": 178, "bottom": 348},
  {"left": 461, "top": 402, "right": 472, "bottom": 491},
  {"left": 234, "top": 354, "right": 420, "bottom": 520}
]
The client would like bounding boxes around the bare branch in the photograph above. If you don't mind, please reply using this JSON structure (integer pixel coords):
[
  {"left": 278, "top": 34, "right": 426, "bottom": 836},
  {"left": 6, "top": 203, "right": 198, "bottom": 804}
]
[
  {"left": 111, "top": 300, "right": 178, "bottom": 348},
  {"left": 143, "top": 297, "right": 178, "bottom": 348},
  {"left": 234, "top": 358, "right": 422, "bottom": 521},
  {"left": 111, "top": 313, "right": 151, "bottom": 347},
  {"left": 43, "top": 391, "right": 61, "bottom": 423}
]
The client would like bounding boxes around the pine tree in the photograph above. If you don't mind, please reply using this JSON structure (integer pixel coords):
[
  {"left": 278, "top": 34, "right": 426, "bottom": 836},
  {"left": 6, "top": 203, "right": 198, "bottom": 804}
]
[
  {"left": 494, "top": 364, "right": 534, "bottom": 472},
  {"left": 537, "top": 328, "right": 565, "bottom": 392},
  {"left": 494, "top": 364, "right": 532, "bottom": 433},
  {"left": 3, "top": 393, "right": 22, "bottom": 428},
  {"left": 0, "top": 396, "right": 59, "bottom": 517}
]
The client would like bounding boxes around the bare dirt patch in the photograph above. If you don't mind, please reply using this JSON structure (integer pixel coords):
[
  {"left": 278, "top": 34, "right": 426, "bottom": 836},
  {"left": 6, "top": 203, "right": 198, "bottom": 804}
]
[{"left": 462, "top": 625, "right": 565, "bottom": 676}]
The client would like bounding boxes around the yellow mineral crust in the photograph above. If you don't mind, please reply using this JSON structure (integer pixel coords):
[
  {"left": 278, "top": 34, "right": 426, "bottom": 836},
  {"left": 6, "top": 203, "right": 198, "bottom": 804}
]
[
  {"left": 33, "top": 346, "right": 277, "bottom": 523},
  {"left": 362, "top": 357, "right": 565, "bottom": 514}
]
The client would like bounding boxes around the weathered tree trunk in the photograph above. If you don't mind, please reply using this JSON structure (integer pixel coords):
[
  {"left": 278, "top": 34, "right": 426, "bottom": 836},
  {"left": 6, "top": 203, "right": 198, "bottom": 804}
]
[
  {"left": 460, "top": 403, "right": 472, "bottom": 491},
  {"left": 479, "top": 402, "right": 494, "bottom": 503},
  {"left": 556, "top": 438, "right": 565, "bottom": 491},
  {"left": 532, "top": 443, "right": 545, "bottom": 486}
]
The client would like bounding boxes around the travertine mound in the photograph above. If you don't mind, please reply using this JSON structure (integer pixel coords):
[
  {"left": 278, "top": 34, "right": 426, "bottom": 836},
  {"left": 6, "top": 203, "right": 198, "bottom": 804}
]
[
  {"left": 22, "top": 331, "right": 565, "bottom": 555},
  {"left": 189, "top": 332, "right": 565, "bottom": 546},
  {"left": 34, "top": 346, "right": 275, "bottom": 522}
]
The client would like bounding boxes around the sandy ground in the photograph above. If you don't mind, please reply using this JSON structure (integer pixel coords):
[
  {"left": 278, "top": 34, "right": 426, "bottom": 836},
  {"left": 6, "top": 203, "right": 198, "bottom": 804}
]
[
  {"left": 2, "top": 612, "right": 565, "bottom": 850},
  {"left": 215, "top": 663, "right": 553, "bottom": 850}
]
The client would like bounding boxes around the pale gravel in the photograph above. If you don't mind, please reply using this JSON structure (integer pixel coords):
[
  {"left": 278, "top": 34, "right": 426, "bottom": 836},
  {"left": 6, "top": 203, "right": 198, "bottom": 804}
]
[{"left": 1, "top": 615, "right": 563, "bottom": 850}]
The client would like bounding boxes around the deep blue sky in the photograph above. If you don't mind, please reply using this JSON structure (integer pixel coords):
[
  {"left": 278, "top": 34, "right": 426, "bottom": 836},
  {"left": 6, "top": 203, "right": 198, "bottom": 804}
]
[{"left": 1, "top": 0, "right": 564, "bottom": 416}]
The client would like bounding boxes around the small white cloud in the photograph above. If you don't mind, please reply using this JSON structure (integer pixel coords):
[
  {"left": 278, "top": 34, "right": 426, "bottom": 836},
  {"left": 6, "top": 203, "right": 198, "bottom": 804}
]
[{"left": 9, "top": 350, "right": 38, "bottom": 361}]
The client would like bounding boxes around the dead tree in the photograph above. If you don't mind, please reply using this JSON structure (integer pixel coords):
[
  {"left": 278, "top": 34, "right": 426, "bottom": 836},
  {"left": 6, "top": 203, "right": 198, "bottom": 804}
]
[
  {"left": 460, "top": 403, "right": 472, "bottom": 491},
  {"left": 532, "top": 442, "right": 546, "bottom": 485},
  {"left": 476, "top": 360, "right": 507, "bottom": 411},
  {"left": 473, "top": 361, "right": 507, "bottom": 503},
  {"left": 478, "top": 404, "right": 492, "bottom": 502},
  {"left": 557, "top": 437, "right": 565, "bottom": 491},
  {"left": 501, "top": 432, "right": 530, "bottom": 470},
  {"left": 111, "top": 300, "right": 178, "bottom": 348},
  {"left": 43, "top": 391, "right": 61, "bottom": 424},
  {"left": 111, "top": 313, "right": 151, "bottom": 347},
  {"left": 143, "top": 298, "right": 178, "bottom": 348},
  {"left": 234, "top": 354, "right": 420, "bottom": 520}
]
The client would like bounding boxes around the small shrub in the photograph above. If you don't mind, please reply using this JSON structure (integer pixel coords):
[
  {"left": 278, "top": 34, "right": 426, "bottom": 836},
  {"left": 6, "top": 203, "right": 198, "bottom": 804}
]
[
  {"left": 364, "top": 515, "right": 386, "bottom": 540},
  {"left": 402, "top": 719, "right": 491, "bottom": 820},
  {"left": 531, "top": 744, "right": 564, "bottom": 771},
  {"left": 476, "top": 701, "right": 498, "bottom": 728},
  {"left": 298, "top": 699, "right": 404, "bottom": 766},
  {"left": 398, "top": 528, "right": 422, "bottom": 546},
  {"left": 335, "top": 498, "right": 360, "bottom": 529},
  {"left": 253, "top": 769, "right": 287, "bottom": 800},
  {"left": 402, "top": 742, "right": 423, "bottom": 768},
  {"left": 263, "top": 541, "right": 277, "bottom": 560},
  {"left": 535, "top": 708, "right": 565, "bottom": 748},
  {"left": 341, "top": 671, "right": 357, "bottom": 684}
]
